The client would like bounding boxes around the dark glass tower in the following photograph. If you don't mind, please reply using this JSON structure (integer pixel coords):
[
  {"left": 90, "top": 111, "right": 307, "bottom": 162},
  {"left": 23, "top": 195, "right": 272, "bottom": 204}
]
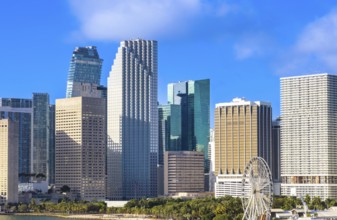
[
  {"left": 32, "top": 93, "right": 50, "bottom": 181},
  {"left": 0, "top": 98, "right": 32, "bottom": 183},
  {"left": 167, "top": 79, "right": 210, "bottom": 172},
  {"left": 66, "top": 46, "right": 103, "bottom": 98},
  {"left": 49, "top": 104, "right": 55, "bottom": 184}
]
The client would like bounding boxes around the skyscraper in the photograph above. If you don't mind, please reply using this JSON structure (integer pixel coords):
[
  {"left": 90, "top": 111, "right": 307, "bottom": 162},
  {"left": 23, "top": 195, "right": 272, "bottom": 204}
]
[
  {"left": 107, "top": 39, "right": 158, "bottom": 200},
  {"left": 214, "top": 98, "right": 272, "bottom": 197},
  {"left": 66, "top": 46, "right": 103, "bottom": 98},
  {"left": 55, "top": 97, "right": 106, "bottom": 200},
  {"left": 49, "top": 104, "right": 55, "bottom": 184},
  {"left": 0, "top": 119, "right": 19, "bottom": 204},
  {"left": 272, "top": 117, "right": 281, "bottom": 195},
  {"left": 281, "top": 73, "right": 337, "bottom": 199},
  {"left": 31, "top": 93, "right": 50, "bottom": 181},
  {"left": 167, "top": 79, "right": 210, "bottom": 171},
  {"left": 0, "top": 98, "right": 32, "bottom": 183}
]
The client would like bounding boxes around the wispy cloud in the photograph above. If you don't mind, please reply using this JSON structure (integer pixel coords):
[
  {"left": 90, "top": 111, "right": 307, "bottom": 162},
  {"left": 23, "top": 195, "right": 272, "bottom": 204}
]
[
  {"left": 277, "top": 9, "right": 337, "bottom": 75},
  {"left": 234, "top": 33, "right": 272, "bottom": 60},
  {"left": 68, "top": 0, "right": 233, "bottom": 41}
]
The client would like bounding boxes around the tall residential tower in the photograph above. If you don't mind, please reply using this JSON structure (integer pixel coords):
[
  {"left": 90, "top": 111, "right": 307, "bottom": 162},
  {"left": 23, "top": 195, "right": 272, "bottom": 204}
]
[
  {"left": 107, "top": 39, "right": 158, "bottom": 200},
  {"left": 281, "top": 73, "right": 337, "bottom": 199}
]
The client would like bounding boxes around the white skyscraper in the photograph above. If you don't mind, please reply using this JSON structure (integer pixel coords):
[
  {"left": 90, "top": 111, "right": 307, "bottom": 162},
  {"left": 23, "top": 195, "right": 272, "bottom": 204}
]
[
  {"left": 107, "top": 39, "right": 158, "bottom": 200},
  {"left": 281, "top": 73, "right": 337, "bottom": 199}
]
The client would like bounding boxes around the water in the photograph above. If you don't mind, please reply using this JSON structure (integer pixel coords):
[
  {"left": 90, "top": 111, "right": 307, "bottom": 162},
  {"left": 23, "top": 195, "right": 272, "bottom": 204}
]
[{"left": 0, "top": 216, "right": 64, "bottom": 220}]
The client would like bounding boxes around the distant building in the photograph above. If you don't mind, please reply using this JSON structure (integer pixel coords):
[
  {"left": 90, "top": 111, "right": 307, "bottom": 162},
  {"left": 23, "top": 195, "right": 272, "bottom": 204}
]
[
  {"left": 31, "top": 93, "right": 50, "bottom": 182},
  {"left": 66, "top": 46, "right": 103, "bottom": 98},
  {"left": 281, "top": 73, "right": 337, "bottom": 199},
  {"left": 208, "top": 128, "right": 215, "bottom": 192},
  {"left": 107, "top": 39, "right": 158, "bottom": 200},
  {"left": 0, "top": 98, "right": 32, "bottom": 183},
  {"left": 0, "top": 119, "right": 19, "bottom": 204},
  {"left": 167, "top": 79, "right": 210, "bottom": 172},
  {"left": 272, "top": 117, "right": 281, "bottom": 195},
  {"left": 49, "top": 104, "right": 55, "bottom": 184},
  {"left": 214, "top": 98, "right": 272, "bottom": 197},
  {"left": 55, "top": 97, "right": 106, "bottom": 200},
  {"left": 164, "top": 151, "right": 204, "bottom": 195}
]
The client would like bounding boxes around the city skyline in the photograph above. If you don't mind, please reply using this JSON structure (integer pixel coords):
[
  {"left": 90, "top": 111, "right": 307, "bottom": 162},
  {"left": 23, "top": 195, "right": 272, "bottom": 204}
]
[{"left": 3, "top": 1, "right": 337, "bottom": 125}]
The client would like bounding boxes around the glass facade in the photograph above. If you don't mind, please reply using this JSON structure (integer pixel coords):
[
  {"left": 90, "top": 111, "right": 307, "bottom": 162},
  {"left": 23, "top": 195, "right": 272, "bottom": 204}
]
[
  {"left": 167, "top": 79, "right": 210, "bottom": 172},
  {"left": 158, "top": 104, "right": 181, "bottom": 165},
  {"left": 49, "top": 104, "right": 55, "bottom": 184},
  {"left": 66, "top": 46, "right": 103, "bottom": 98},
  {"left": 0, "top": 98, "right": 32, "bottom": 183},
  {"left": 32, "top": 93, "right": 50, "bottom": 181}
]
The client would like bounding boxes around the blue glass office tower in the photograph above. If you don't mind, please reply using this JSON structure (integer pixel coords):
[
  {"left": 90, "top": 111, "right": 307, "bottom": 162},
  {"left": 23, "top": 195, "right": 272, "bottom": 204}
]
[
  {"left": 66, "top": 46, "right": 103, "bottom": 98},
  {"left": 167, "top": 79, "right": 210, "bottom": 172},
  {"left": 49, "top": 104, "right": 55, "bottom": 184},
  {"left": 0, "top": 98, "right": 32, "bottom": 183}
]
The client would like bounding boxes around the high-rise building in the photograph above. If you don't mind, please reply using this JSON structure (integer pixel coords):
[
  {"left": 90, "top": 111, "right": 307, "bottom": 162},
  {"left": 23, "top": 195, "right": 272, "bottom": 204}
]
[
  {"left": 167, "top": 79, "right": 210, "bottom": 172},
  {"left": 31, "top": 93, "right": 50, "bottom": 181},
  {"left": 107, "top": 39, "right": 158, "bottom": 200},
  {"left": 158, "top": 104, "right": 181, "bottom": 195},
  {"left": 55, "top": 97, "right": 106, "bottom": 200},
  {"left": 164, "top": 151, "right": 204, "bottom": 195},
  {"left": 0, "top": 98, "right": 32, "bottom": 183},
  {"left": 66, "top": 46, "right": 103, "bottom": 98},
  {"left": 214, "top": 98, "right": 272, "bottom": 197},
  {"left": 272, "top": 117, "right": 281, "bottom": 195},
  {"left": 0, "top": 119, "right": 19, "bottom": 204},
  {"left": 49, "top": 104, "right": 55, "bottom": 184},
  {"left": 281, "top": 73, "right": 337, "bottom": 199},
  {"left": 158, "top": 104, "right": 182, "bottom": 164},
  {"left": 208, "top": 128, "right": 216, "bottom": 192}
]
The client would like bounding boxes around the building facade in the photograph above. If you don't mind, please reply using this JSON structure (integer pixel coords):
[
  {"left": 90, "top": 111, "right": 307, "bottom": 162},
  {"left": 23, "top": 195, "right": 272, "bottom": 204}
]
[
  {"left": 214, "top": 98, "right": 272, "bottom": 197},
  {"left": 31, "top": 93, "right": 50, "bottom": 181},
  {"left": 66, "top": 46, "right": 103, "bottom": 98},
  {"left": 0, "top": 119, "right": 19, "bottom": 204},
  {"left": 107, "top": 39, "right": 158, "bottom": 200},
  {"left": 281, "top": 74, "right": 337, "bottom": 199},
  {"left": 167, "top": 79, "right": 210, "bottom": 172},
  {"left": 164, "top": 151, "right": 204, "bottom": 195},
  {"left": 0, "top": 98, "right": 32, "bottom": 183},
  {"left": 55, "top": 97, "right": 106, "bottom": 200},
  {"left": 272, "top": 117, "right": 281, "bottom": 195},
  {"left": 49, "top": 104, "right": 55, "bottom": 184}
]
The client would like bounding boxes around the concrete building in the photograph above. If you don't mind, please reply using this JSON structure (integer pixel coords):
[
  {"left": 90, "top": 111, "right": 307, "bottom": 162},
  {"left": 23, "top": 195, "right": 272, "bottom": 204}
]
[
  {"left": 281, "top": 73, "right": 337, "bottom": 199},
  {"left": 66, "top": 46, "right": 103, "bottom": 98},
  {"left": 55, "top": 96, "right": 106, "bottom": 200},
  {"left": 0, "top": 119, "right": 19, "bottom": 204},
  {"left": 164, "top": 151, "right": 204, "bottom": 195},
  {"left": 208, "top": 128, "right": 216, "bottom": 192},
  {"left": 31, "top": 93, "right": 50, "bottom": 182},
  {"left": 0, "top": 98, "right": 32, "bottom": 183},
  {"left": 107, "top": 39, "right": 158, "bottom": 200},
  {"left": 214, "top": 98, "right": 272, "bottom": 197}
]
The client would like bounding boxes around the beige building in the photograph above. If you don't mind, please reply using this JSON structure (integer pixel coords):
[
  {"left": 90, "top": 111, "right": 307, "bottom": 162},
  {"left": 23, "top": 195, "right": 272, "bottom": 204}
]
[
  {"left": 164, "top": 151, "right": 204, "bottom": 195},
  {"left": 0, "top": 119, "right": 18, "bottom": 204},
  {"left": 214, "top": 98, "right": 272, "bottom": 197},
  {"left": 55, "top": 97, "right": 106, "bottom": 201}
]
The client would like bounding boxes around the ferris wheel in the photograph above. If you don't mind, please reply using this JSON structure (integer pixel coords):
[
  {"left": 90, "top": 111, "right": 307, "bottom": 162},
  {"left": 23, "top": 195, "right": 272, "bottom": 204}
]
[{"left": 241, "top": 157, "right": 273, "bottom": 220}]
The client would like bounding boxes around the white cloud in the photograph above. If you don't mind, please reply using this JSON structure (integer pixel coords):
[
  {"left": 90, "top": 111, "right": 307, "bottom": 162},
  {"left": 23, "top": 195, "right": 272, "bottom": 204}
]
[
  {"left": 69, "top": 0, "right": 200, "bottom": 40},
  {"left": 68, "top": 0, "right": 233, "bottom": 41},
  {"left": 278, "top": 10, "right": 337, "bottom": 75},
  {"left": 234, "top": 33, "right": 271, "bottom": 60}
]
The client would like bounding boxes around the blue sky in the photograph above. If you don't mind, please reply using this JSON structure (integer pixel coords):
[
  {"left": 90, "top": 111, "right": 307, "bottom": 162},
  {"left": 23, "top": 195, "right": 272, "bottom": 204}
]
[{"left": 1, "top": 0, "right": 337, "bottom": 125}]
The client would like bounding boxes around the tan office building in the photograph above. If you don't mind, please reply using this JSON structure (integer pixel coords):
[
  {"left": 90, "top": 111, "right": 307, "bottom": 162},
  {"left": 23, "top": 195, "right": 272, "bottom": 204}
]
[
  {"left": 164, "top": 151, "right": 204, "bottom": 195},
  {"left": 0, "top": 119, "right": 18, "bottom": 204},
  {"left": 214, "top": 98, "right": 272, "bottom": 197},
  {"left": 55, "top": 97, "right": 106, "bottom": 201}
]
